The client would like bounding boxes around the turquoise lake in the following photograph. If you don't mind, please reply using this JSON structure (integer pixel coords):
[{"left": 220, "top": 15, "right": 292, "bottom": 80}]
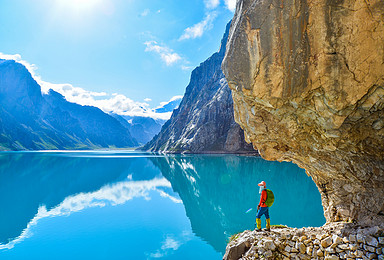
[{"left": 0, "top": 151, "right": 325, "bottom": 259}]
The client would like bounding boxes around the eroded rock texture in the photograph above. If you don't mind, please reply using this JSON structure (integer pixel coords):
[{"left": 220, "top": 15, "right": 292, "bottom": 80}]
[{"left": 222, "top": 0, "right": 384, "bottom": 224}]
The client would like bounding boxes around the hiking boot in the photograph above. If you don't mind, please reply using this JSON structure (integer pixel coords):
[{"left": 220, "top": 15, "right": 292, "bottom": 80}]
[
  {"left": 265, "top": 228, "right": 270, "bottom": 232},
  {"left": 255, "top": 228, "right": 262, "bottom": 232}
]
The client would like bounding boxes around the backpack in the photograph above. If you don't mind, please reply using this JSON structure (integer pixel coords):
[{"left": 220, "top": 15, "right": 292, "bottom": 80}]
[{"left": 265, "top": 189, "right": 274, "bottom": 207}]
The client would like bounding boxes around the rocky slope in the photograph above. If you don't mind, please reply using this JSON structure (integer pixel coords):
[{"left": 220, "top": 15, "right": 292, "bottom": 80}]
[
  {"left": 0, "top": 59, "right": 138, "bottom": 150},
  {"left": 143, "top": 23, "right": 255, "bottom": 154},
  {"left": 224, "top": 224, "right": 384, "bottom": 260},
  {"left": 222, "top": 0, "right": 384, "bottom": 226}
]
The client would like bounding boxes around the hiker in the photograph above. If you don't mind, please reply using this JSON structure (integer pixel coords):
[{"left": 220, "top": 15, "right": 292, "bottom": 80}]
[{"left": 256, "top": 180, "right": 271, "bottom": 231}]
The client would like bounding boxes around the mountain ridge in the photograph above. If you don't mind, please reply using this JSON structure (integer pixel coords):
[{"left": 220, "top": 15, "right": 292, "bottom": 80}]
[
  {"left": 0, "top": 59, "right": 138, "bottom": 150},
  {"left": 143, "top": 22, "right": 256, "bottom": 154}
]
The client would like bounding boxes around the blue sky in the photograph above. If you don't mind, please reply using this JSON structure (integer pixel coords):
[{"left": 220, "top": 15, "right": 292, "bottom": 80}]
[{"left": 0, "top": 0, "right": 235, "bottom": 118}]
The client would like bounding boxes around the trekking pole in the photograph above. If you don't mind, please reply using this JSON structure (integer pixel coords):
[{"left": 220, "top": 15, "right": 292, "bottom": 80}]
[{"left": 254, "top": 209, "right": 258, "bottom": 229}]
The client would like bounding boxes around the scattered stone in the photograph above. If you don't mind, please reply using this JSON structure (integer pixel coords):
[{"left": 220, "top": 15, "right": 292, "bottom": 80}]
[
  {"left": 338, "top": 244, "right": 349, "bottom": 250},
  {"left": 298, "top": 242, "right": 306, "bottom": 254},
  {"left": 377, "top": 248, "right": 382, "bottom": 254},
  {"left": 264, "top": 239, "right": 276, "bottom": 251},
  {"left": 287, "top": 240, "right": 295, "bottom": 247},
  {"left": 333, "top": 234, "right": 343, "bottom": 244},
  {"left": 284, "top": 245, "right": 291, "bottom": 253},
  {"left": 317, "top": 249, "right": 324, "bottom": 257},
  {"left": 325, "top": 256, "right": 339, "bottom": 260},
  {"left": 364, "top": 245, "right": 376, "bottom": 253},
  {"left": 349, "top": 235, "right": 357, "bottom": 243},
  {"left": 299, "top": 236, "right": 307, "bottom": 242},
  {"left": 366, "top": 253, "right": 377, "bottom": 259},
  {"left": 356, "top": 250, "right": 364, "bottom": 257},
  {"left": 264, "top": 250, "right": 273, "bottom": 258},
  {"left": 306, "top": 246, "right": 313, "bottom": 255},
  {"left": 378, "top": 254, "right": 384, "bottom": 260},
  {"left": 378, "top": 237, "right": 384, "bottom": 244},
  {"left": 357, "top": 234, "right": 364, "bottom": 243},
  {"left": 366, "top": 236, "right": 379, "bottom": 247},
  {"left": 322, "top": 236, "right": 333, "bottom": 248}
]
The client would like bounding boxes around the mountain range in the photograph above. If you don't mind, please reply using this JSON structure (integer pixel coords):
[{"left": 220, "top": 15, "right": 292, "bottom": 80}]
[
  {"left": 143, "top": 22, "right": 255, "bottom": 154},
  {"left": 0, "top": 59, "right": 137, "bottom": 150}
]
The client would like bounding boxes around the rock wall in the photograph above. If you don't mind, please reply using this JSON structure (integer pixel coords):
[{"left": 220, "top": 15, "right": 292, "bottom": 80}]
[
  {"left": 224, "top": 223, "right": 384, "bottom": 260},
  {"left": 144, "top": 23, "right": 255, "bottom": 154},
  {"left": 222, "top": 0, "right": 384, "bottom": 224}
]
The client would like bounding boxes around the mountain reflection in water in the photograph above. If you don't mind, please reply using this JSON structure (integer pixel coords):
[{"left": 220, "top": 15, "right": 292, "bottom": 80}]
[{"left": 0, "top": 151, "right": 324, "bottom": 257}]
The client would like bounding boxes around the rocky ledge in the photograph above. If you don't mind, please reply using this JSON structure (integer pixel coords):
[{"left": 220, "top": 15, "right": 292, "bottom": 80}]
[{"left": 224, "top": 223, "right": 384, "bottom": 260}]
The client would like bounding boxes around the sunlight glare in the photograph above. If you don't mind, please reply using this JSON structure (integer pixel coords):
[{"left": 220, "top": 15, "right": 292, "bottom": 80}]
[{"left": 56, "top": 0, "right": 103, "bottom": 13}]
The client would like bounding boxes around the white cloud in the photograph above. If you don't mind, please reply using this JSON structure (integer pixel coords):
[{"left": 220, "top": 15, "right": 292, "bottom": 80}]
[
  {"left": 144, "top": 41, "right": 181, "bottom": 66},
  {"left": 161, "top": 237, "right": 181, "bottom": 250},
  {"left": 225, "top": 0, "right": 237, "bottom": 12},
  {"left": 181, "top": 65, "right": 193, "bottom": 71},
  {"left": 0, "top": 177, "right": 176, "bottom": 250},
  {"left": 157, "top": 95, "right": 183, "bottom": 108},
  {"left": 204, "top": 0, "right": 220, "bottom": 9},
  {"left": 140, "top": 8, "right": 150, "bottom": 17},
  {"left": 179, "top": 12, "right": 217, "bottom": 41},
  {"left": 147, "top": 232, "right": 193, "bottom": 259},
  {"left": 0, "top": 53, "right": 180, "bottom": 120},
  {"left": 144, "top": 98, "right": 152, "bottom": 102}
]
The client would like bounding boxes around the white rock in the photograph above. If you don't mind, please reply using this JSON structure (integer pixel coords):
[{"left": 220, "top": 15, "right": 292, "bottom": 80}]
[
  {"left": 356, "top": 234, "right": 364, "bottom": 243},
  {"left": 364, "top": 245, "right": 376, "bottom": 253},
  {"left": 287, "top": 240, "right": 295, "bottom": 247},
  {"left": 317, "top": 249, "right": 324, "bottom": 257},
  {"left": 366, "top": 253, "right": 377, "bottom": 260},
  {"left": 322, "top": 236, "right": 333, "bottom": 248},
  {"left": 325, "top": 256, "right": 339, "bottom": 260},
  {"left": 298, "top": 242, "right": 306, "bottom": 254},
  {"left": 264, "top": 250, "right": 273, "bottom": 258},
  {"left": 378, "top": 237, "right": 384, "bottom": 244},
  {"left": 333, "top": 234, "right": 343, "bottom": 244},
  {"left": 264, "top": 240, "right": 276, "bottom": 251},
  {"left": 356, "top": 250, "right": 364, "bottom": 257},
  {"left": 378, "top": 254, "right": 384, "bottom": 260},
  {"left": 349, "top": 244, "right": 358, "bottom": 250},
  {"left": 284, "top": 245, "right": 291, "bottom": 253},
  {"left": 349, "top": 234, "right": 356, "bottom": 242},
  {"left": 338, "top": 244, "right": 349, "bottom": 250},
  {"left": 365, "top": 236, "right": 378, "bottom": 247}
]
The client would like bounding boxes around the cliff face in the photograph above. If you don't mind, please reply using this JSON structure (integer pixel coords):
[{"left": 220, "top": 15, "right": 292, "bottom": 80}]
[
  {"left": 222, "top": 0, "right": 384, "bottom": 224},
  {"left": 144, "top": 23, "right": 255, "bottom": 154}
]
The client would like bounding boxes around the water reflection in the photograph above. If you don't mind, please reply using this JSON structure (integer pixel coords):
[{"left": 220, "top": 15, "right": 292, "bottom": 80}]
[
  {"left": 0, "top": 151, "right": 162, "bottom": 247},
  {"left": 150, "top": 155, "right": 325, "bottom": 253},
  {"left": 0, "top": 152, "right": 324, "bottom": 256}
]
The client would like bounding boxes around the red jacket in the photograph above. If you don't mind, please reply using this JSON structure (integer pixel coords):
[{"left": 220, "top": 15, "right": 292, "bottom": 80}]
[{"left": 258, "top": 189, "right": 268, "bottom": 207}]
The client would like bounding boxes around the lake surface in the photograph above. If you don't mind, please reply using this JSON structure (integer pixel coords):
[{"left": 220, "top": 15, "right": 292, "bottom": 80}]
[{"left": 0, "top": 151, "right": 325, "bottom": 259}]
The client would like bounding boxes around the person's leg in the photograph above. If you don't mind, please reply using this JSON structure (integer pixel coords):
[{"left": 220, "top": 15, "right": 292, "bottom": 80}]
[
  {"left": 256, "top": 207, "right": 266, "bottom": 231},
  {"left": 265, "top": 207, "right": 270, "bottom": 231}
]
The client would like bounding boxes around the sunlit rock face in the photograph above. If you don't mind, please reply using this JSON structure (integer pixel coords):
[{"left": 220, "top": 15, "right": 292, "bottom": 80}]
[{"left": 222, "top": 0, "right": 384, "bottom": 224}]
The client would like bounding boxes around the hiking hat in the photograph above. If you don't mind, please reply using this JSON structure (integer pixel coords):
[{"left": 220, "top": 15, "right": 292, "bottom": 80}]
[{"left": 258, "top": 181, "right": 266, "bottom": 187}]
